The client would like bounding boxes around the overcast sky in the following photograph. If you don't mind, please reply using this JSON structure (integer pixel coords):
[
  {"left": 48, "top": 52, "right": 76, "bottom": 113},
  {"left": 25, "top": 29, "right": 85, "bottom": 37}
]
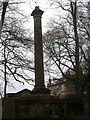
[
  {"left": 18, "top": 0, "right": 57, "bottom": 33},
  {"left": 0, "top": 0, "right": 56, "bottom": 94},
  {"left": 22, "top": 0, "right": 90, "bottom": 32},
  {"left": 1, "top": 0, "right": 90, "bottom": 94}
]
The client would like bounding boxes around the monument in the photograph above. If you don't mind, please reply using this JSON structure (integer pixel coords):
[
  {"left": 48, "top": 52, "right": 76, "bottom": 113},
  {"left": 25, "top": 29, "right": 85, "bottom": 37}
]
[
  {"left": 31, "top": 6, "right": 50, "bottom": 94},
  {"left": 2, "top": 6, "right": 63, "bottom": 120}
]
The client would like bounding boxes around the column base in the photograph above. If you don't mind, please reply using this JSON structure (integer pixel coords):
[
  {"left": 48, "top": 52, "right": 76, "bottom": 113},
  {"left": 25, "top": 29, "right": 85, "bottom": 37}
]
[{"left": 31, "top": 87, "right": 50, "bottom": 94}]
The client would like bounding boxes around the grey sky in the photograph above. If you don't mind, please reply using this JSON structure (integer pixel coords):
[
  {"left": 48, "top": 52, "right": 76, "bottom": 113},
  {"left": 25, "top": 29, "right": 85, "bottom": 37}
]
[{"left": 0, "top": 0, "right": 90, "bottom": 94}]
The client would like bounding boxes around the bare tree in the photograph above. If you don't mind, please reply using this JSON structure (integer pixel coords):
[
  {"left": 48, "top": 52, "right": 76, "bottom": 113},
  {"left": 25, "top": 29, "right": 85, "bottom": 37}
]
[
  {"left": 0, "top": 0, "right": 34, "bottom": 97},
  {"left": 43, "top": 0, "right": 89, "bottom": 97},
  {"left": 0, "top": 1, "right": 9, "bottom": 38}
]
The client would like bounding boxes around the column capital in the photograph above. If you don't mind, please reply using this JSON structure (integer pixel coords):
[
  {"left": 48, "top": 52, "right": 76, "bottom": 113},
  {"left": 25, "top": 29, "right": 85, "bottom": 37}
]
[{"left": 31, "top": 6, "right": 44, "bottom": 17}]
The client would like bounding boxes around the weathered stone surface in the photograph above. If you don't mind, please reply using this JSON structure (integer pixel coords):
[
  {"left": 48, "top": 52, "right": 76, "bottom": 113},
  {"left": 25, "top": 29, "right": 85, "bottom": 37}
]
[
  {"left": 2, "top": 95, "right": 63, "bottom": 119},
  {"left": 31, "top": 6, "right": 50, "bottom": 93}
]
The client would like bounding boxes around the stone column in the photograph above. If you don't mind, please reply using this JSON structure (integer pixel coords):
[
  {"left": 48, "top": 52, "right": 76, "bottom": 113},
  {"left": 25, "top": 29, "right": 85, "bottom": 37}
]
[{"left": 31, "top": 6, "right": 50, "bottom": 94}]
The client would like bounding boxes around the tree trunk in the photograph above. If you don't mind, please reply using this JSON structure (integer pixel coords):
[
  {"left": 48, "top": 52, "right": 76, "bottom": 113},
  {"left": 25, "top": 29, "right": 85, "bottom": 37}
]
[
  {"left": 71, "top": 2, "right": 81, "bottom": 97},
  {"left": 4, "top": 43, "right": 7, "bottom": 98}
]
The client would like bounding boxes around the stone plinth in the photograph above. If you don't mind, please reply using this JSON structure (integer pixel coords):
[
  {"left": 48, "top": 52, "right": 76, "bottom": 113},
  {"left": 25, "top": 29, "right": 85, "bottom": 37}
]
[
  {"left": 15, "top": 95, "right": 63, "bottom": 119},
  {"left": 2, "top": 95, "right": 63, "bottom": 119}
]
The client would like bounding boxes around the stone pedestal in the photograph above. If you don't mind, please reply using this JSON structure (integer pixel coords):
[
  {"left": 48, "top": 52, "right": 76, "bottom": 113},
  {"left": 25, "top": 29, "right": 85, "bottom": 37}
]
[
  {"left": 2, "top": 95, "right": 63, "bottom": 119},
  {"left": 16, "top": 95, "right": 63, "bottom": 119}
]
